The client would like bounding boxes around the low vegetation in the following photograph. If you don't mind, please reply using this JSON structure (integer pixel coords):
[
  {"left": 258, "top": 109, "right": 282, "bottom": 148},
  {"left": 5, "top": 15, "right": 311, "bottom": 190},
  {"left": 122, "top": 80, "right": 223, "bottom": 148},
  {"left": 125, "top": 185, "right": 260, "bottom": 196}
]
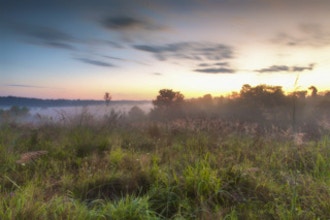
[{"left": 1, "top": 84, "right": 330, "bottom": 219}]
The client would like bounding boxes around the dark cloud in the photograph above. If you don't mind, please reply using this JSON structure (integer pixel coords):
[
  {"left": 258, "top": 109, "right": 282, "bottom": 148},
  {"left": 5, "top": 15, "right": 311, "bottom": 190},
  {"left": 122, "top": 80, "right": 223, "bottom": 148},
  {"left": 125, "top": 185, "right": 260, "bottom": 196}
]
[
  {"left": 215, "top": 62, "right": 229, "bottom": 66},
  {"left": 197, "top": 62, "right": 229, "bottom": 67},
  {"left": 28, "top": 26, "right": 75, "bottom": 42},
  {"left": 134, "top": 42, "right": 235, "bottom": 73},
  {"left": 102, "top": 55, "right": 148, "bottom": 65},
  {"left": 152, "top": 72, "right": 163, "bottom": 76},
  {"left": 5, "top": 21, "right": 127, "bottom": 53},
  {"left": 103, "top": 55, "right": 125, "bottom": 61},
  {"left": 133, "top": 42, "right": 234, "bottom": 61},
  {"left": 4, "top": 21, "right": 131, "bottom": 67},
  {"left": 75, "top": 58, "right": 114, "bottom": 67},
  {"left": 194, "top": 67, "right": 235, "bottom": 74},
  {"left": 256, "top": 65, "right": 289, "bottom": 73},
  {"left": 292, "top": 63, "right": 315, "bottom": 72},
  {"left": 256, "top": 64, "right": 315, "bottom": 73},
  {"left": 194, "top": 62, "right": 235, "bottom": 74},
  {"left": 99, "top": 14, "right": 167, "bottom": 43},
  {"left": 101, "top": 16, "right": 164, "bottom": 31},
  {"left": 6, "top": 22, "right": 77, "bottom": 50},
  {"left": 43, "top": 41, "right": 76, "bottom": 50}
]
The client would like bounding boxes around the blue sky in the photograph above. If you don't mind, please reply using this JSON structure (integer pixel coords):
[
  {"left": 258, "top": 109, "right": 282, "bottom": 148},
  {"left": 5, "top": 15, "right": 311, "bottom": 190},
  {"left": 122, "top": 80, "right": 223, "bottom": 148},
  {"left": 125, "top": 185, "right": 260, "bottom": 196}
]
[{"left": 1, "top": 0, "right": 330, "bottom": 100}]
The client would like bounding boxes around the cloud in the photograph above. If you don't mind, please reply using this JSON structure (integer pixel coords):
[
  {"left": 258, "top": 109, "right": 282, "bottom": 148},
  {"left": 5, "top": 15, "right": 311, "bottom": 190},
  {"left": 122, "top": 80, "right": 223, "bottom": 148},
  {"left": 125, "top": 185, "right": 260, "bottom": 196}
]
[
  {"left": 272, "top": 23, "right": 330, "bottom": 47},
  {"left": 102, "top": 55, "right": 148, "bottom": 65},
  {"left": 194, "top": 62, "right": 234, "bottom": 74},
  {"left": 5, "top": 84, "right": 47, "bottom": 88},
  {"left": 198, "top": 63, "right": 210, "bottom": 67},
  {"left": 99, "top": 15, "right": 167, "bottom": 43},
  {"left": 6, "top": 22, "right": 77, "bottom": 50},
  {"left": 198, "top": 62, "right": 229, "bottom": 67},
  {"left": 101, "top": 16, "right": 164, "bottom": 31},
  {"left": 256, "top": 64, "right": 315, "bottom": 73},
  {"left": 43, "top": 41, "right": 76, "bottom": 50},
  {"left": 6, "top": 21, "right": 128, "bottom": 56},
  {"left": 104, "top": 40, "right": 124, "bottom": 48},
  {"left": 134, "top": 42, "right": 235, "bottom": 73},
  {"left": 103, "top": 55, "right": 125, "bottom": 61},
  {"left": 300, "top": 23, "right": 324, "bottom": 37},
  {"left": 292, "top": 63, "right": 315, "bottom": 72},
  {"left": 5, "top": 21, "right": 131, "bottom": 67},
  {"left": 100, "top": 16, "right": 166, "bottom": 35},
  {"left": 256, "top": 65, "right": 289, "bottom": 73},
  {"left": 28, "top": 26, "right": 75, "bottom": 42},
  {"left": 299, "top": 23, "right": 330, "bottom": 46},
  {"left": 152, "top": 72, "right": 163, "bottom": 76},
  {"left": 215, "top": 62, "right": 229, "bottom": 66},
  {"left": 87, "top": 39, "right": 124, "bottom": 49},
  {"left": 133, "top": 42, "right": 234, "bottom": 61},
  {"left": 75, "top": 58, "right": 114, "bottom": 67},
  {"left": 194, "top": 67, "right": 235, "bottom": 74}
]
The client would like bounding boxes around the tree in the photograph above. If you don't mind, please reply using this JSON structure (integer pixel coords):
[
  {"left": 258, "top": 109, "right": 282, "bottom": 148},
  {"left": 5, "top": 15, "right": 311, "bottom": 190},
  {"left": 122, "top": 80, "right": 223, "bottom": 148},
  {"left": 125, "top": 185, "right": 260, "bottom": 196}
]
[
  {"left": 151, "top": 89, "right": 185, "bottom": 119},
  {"left": 200, "top": 94, "right": 213, "bottom": 105},
  {"left": 239, "top": 84, "right": 286, "bottom": 107},
  {"left": 294, "top": 90, "right": 307, "bottom": 99},
  {"left": 308, "top": 86, "right": 318, "bottom": 97},
  {"left": 128, "top": 106, "right": 145, "bottom": 121},
  {"left": 104, "top": 92, "right": 112, "bottom": 106},
  {"left": 235, "top": 84, "right": 288, "bottom": 125},
  {"left": 152, "top": 89, "right": 184, "bottom": 109}
]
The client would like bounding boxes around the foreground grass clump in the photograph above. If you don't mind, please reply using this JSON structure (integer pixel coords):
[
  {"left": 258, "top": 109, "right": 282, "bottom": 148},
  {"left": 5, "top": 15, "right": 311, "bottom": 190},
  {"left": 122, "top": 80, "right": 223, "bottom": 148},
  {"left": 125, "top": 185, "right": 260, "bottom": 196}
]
[{"left": 1, "top": 117, "right": 330, "bottom": 219}]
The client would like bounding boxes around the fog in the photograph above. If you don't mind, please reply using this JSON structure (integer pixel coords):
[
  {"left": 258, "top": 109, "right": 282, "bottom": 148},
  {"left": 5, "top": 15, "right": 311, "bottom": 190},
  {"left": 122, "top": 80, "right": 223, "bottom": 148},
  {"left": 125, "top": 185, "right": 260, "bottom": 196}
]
[
  {"left": 30, "top": 103, "right": 152, "bottom": 119},
  {"left": 1, "top": 85, "right": 329, "bottom": 142},
  {"left": 0, "top": 102, "right": 153, "bottom": 124}
]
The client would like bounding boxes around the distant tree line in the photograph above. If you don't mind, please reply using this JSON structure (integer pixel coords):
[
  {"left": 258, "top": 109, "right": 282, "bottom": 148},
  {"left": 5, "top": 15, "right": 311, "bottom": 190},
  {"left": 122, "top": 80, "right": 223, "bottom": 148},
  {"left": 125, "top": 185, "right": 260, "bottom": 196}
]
[
  {"left": 149, "top": 85, "right": 330, "bottom": 138},
  {"left": 1, "top": 85, "right": 329, "bottom": 139},
  {"left": 0, "top": 96, "right": 105, "bottom": 107},
  {"left": 0, "top": 96, "right": 148, "bottom": 107}
]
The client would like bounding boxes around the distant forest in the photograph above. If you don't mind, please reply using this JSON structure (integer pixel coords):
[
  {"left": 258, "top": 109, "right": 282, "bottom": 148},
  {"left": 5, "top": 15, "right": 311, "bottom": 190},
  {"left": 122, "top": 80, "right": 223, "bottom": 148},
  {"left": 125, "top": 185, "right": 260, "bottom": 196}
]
[{"left": 0, "top": 96, "right": 149, "bottom": 107}]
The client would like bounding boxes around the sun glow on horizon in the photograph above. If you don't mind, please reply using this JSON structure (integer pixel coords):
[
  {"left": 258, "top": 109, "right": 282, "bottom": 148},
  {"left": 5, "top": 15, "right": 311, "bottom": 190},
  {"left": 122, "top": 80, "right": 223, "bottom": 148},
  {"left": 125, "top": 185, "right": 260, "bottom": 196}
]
[{"left": 1, "top": 1, "right": 330, "bottom": 101}]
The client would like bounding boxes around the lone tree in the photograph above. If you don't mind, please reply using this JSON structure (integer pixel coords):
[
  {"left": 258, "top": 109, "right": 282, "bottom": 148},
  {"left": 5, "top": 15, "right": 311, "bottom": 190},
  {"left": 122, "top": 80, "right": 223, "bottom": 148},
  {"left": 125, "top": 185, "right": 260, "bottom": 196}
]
[
  {"left": 104, "top": 92, "right": 112, "bottom": 106},
  {"left": 151, "top": 89, "right": 185, "bottom": 119},
  {"left": 153, "top": 89, "right": 184, "bottom": 108}
]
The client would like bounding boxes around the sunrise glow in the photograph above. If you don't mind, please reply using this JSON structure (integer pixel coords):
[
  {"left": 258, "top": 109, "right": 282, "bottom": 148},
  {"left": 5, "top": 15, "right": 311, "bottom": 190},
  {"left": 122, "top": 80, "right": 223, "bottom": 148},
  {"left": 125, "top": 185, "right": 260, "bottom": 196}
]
[{"left": 1, "top": 0, "right": 330, "bottom": 100}]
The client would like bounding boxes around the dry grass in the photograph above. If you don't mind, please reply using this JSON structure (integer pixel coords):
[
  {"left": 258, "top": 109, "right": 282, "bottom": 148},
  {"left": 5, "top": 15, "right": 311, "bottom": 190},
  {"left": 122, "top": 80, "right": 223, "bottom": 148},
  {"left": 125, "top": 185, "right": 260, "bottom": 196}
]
[{"left": 16, "top": 150, "right": 48, "bottom": 165}]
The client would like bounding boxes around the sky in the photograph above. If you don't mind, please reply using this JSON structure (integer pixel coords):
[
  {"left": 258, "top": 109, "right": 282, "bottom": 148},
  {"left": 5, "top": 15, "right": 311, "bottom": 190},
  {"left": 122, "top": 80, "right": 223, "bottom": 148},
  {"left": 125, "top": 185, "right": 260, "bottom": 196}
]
[{"left": 1, "top": 0, "right": 330, "bottom": 100}]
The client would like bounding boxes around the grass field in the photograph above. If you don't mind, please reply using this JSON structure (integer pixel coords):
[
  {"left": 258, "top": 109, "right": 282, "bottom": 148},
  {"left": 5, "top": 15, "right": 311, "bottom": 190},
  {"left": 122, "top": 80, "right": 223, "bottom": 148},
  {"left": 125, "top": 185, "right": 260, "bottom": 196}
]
[{"left": 1, "top": 109, "right": 329, "bottom": 219}]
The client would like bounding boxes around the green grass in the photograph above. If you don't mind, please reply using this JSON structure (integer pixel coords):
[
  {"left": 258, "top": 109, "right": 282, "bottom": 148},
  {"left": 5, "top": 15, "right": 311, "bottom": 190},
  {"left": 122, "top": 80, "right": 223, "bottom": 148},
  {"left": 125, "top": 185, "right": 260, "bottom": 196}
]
[{"left": 1, "top": 117, "right": 330, "bottom": 219}]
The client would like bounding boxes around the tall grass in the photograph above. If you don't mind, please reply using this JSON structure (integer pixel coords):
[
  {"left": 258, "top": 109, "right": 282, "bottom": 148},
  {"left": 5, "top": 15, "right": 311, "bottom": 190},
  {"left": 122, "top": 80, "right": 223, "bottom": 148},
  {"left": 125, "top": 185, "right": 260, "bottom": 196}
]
[{"left": 0, "top": 111, "right": 329, "bottom": 219}]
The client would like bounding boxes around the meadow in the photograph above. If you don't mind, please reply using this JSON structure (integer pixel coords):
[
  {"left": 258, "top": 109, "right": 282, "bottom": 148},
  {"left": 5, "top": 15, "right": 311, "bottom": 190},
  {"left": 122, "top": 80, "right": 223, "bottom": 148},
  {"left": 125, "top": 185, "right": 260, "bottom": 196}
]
[{"left": 1, "top": 86, "right": 330, "bottom": 219}]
